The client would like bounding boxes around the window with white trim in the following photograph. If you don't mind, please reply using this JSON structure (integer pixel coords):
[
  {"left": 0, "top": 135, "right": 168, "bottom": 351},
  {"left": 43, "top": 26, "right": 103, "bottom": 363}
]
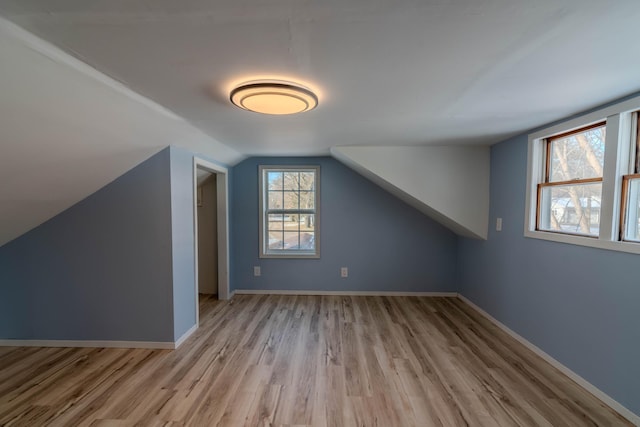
[
  {"left": 259, "top": 166, "right": 320, "bottom": 258},
  {"left": 620, "top": 112, "right": 640, "bottom": 242},
  {"left": 525, "top": 95, "right": 640, "bottom": 254},
  {"left": 537, "top": 122, "right": 605, "bottom": 237}
]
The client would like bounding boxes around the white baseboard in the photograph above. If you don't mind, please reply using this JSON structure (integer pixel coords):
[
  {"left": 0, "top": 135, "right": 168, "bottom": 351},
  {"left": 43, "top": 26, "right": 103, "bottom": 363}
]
[
  {"left": 232, "top": 289, "right": 458, "bottom": 297},
  {"left": 0, "top": 339, "right": 175, "bottom": 350},
  {"left": 174, "top": 324, "right": 198, "bottom": 349},
  {"left": 457, "top": 294, "right": 640, "bottom": 426}
]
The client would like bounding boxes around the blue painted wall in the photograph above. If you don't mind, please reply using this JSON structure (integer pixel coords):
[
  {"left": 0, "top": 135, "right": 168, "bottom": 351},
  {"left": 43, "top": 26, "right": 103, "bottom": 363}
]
[
  {"left": 170, "top": 146, "right": 197, "bottom": 341},
  {"left": 457, "top": 135, "right": 640, "bottom": 415},
  {"left": 0, "top": 248, "right": 29, "bottom": 338},
  {"left": 2, "top": 120, "right": 635, "bottom": 418},
  {"left": 231, "top": 157, "right": 457, "bottom": 292},
  {"left": 168, "top": 145, "right": 233, "bottom": 340},
  {"left": 0, "top": 148, "right": 175, "bottom": 342}
]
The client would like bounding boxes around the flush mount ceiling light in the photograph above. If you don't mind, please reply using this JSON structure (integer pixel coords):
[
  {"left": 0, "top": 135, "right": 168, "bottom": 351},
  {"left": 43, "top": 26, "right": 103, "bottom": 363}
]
[{"left": 230, "top": 81, "right": 318, "bottom": 115}]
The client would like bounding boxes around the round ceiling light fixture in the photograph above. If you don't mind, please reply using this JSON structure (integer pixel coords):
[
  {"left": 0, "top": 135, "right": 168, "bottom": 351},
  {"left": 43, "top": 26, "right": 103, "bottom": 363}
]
[{"left": 230, "top": 80, "right": 318, "bottom": 115}]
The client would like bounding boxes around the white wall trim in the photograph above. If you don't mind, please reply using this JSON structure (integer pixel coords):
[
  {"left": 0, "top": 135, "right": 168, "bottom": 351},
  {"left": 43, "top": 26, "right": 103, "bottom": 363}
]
[
  {"left": 457, "top": 294, "right": 640, "bottom": 426},
  {"left": 523, "top": 229, "right": 640, "bottom": 255},
  {"left": 0, "top": 340, "right": 175, "bottom": 350},
  {"left": 1, "top": 324, "right": 199, "bottom": 350},
  {"left": 258, "top": 165, "right": 321, "bottom": 259},
  {"left": 193, "top": 156, "right": 231, "bottom": 337},
  {"left": 174, "top": 324, "right": 198, "bottom": 349},
  {"left": 233, "top": 289, "right": 458, "bottom": 297}
]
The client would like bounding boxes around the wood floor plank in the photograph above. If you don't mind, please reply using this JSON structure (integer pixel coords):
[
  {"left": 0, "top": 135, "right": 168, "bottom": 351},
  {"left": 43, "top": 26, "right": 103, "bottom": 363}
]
[{"left": 0, "top": 295, "right": 632, "bottom": 426}]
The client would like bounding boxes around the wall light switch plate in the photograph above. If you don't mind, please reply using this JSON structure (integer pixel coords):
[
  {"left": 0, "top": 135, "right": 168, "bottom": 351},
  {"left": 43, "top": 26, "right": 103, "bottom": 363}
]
[
  {"left": 496, "top": 217, "right": 503, "bottom": 232},
  {"left": 254, "top": 266, "right": 261, "bottom": 276}
]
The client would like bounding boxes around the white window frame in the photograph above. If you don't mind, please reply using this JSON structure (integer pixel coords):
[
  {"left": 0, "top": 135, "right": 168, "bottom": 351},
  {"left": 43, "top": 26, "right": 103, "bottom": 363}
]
[
  {"left": 619, "top": 114, "right": 640, "bottom": 243},
  {"left": 525, "top": 94, "right": 640, "bottom": 255},
  {"left": 259, "top": 165, "right": 320, "bottom": 259}
]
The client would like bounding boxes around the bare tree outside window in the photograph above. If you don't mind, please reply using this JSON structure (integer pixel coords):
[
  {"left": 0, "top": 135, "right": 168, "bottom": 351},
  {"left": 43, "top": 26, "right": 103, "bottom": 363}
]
[
  {"left": 527, "top": 98, "right": 640, "bottom": 254},
  {"left": 261, "top": 166, "right": 319, "bottom": 257},
  {"left": 538, "top": 123, "right": 605, "bottom": 236}
]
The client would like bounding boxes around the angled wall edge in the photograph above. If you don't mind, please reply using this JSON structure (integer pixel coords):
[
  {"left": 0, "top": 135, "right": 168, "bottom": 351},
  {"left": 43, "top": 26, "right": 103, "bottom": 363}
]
[{"left": 331, "top": 145, "right": 490, "bottom": 239}]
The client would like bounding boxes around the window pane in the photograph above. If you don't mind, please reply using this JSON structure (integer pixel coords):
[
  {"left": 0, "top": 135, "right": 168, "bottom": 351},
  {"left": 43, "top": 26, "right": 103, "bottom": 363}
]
[
  {"left": 283, "top": 191, "right": 300, "bottom": 209},
  {"left": 283, "top": 231, "right": 300, "bottom": 249},
  {"left": 260, "top": 166, "right": 318, "bottom": 257},
  {"left": 268, "top": 214, "right": 284, "bottom": 231},
  {"left": 550, "top": 125, "right": 605, "bottom": 181},
  {"left": 624, "top": 179, "right": 640, "bottom": 242},
  {"left": 267, "top": 171, "right": 283, "bottom": 191},
  {"left": 539, "top": 183, "right": 602, "bottom": 236},
  {"left": 636, "top": 113, "right": 640, "bottom": 173},
  {"left": 299, "top": 191, "right": 315, "bottom": 209},
  {"left": 282, "top": 214, "right": 299, "bottom": 232},
  {"left": 300, "top": 232, "right": 315, "bottom": 250},
  {"left": 283, "top": 172, "right": 300, "bottom": 190},
  {"left": 299, "top": 214, "right": 315, "bottom": 232},
  {"left": 300, "top": 172, "right": 315, "bottom": 190},
  {"left": 268, "top": 231, "right": 284, "bottom": 249},
  {"left": 268, "top": 191, "right": 283, "bottom": 209}
]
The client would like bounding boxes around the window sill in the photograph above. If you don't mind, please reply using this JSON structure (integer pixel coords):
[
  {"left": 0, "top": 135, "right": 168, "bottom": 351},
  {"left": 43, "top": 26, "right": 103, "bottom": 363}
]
[
  {"left": 524, "top": 229, "right": 640, "bottom": 255},
  {"left": 260, "top": 253, "right": 320, "bottom": 259}
]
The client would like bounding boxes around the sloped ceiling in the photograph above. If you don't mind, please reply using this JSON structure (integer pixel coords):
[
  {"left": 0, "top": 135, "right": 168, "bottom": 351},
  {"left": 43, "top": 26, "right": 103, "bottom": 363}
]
[
  {"left": 1, "top": 1, "right": 639, "bottom": 155},
  {"left": 332, "top": 146, "right": 490, "bottom": 239},
  {"left": 0, "top": 18, "right": 243, "bottom": 246},
  {"left": 1, "top": 1, "right": 640, "bottom": 245}
]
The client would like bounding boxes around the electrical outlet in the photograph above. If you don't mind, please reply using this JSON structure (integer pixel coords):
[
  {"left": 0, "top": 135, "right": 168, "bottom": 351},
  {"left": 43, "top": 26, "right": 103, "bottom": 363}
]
[
  {"left": 254, "top": 266, "right": 261, "bottom": 276},
  {"left": 496, "top": 217, "right": 503, "bottom": 232},
  {"left": 341, "top": 267, "right": 348, "bottom": 278}
]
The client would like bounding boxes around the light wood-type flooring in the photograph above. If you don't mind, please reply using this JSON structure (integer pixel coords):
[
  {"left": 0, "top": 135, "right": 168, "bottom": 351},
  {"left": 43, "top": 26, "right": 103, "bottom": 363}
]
[{"left": 0, "top": 295, "right": 631, "bottom": 426}]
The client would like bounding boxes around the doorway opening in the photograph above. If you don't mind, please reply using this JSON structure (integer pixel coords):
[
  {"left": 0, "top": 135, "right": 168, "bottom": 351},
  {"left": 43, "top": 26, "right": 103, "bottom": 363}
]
[{"left": 193, "top": 157, "right": 230, "bottom": 327}]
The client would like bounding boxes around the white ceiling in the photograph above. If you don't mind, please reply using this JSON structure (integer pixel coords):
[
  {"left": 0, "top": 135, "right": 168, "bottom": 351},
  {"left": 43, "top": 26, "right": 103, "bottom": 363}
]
[
  {"left": 1, "top": 0, "right": 640, "bottom": 247},
  {"left": 1, "top": 0, "right": 639, "bottom": 157},
  {"left": 0, "top": 17, "right": 241, "bottom": 246}
]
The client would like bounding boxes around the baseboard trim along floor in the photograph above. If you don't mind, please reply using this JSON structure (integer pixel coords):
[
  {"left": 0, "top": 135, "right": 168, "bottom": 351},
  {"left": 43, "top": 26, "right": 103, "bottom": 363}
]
[
  {"left": 0, "top": 339, "right": 175, "bottom": 349},
  {"left": 232, "top": 289, "right": 458, "bottom": 297},
  {"left": 457, "top": 294, "right": 640, "bottom": 426},
  {"left": 1, "top": 291, "right": 636, "bottom": 424}
]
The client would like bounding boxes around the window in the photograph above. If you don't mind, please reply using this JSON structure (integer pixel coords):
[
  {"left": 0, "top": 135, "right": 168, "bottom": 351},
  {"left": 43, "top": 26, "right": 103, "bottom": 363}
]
[
  {"left": 259, "top": 166, "right": 320, "bottom": 258},
  {"left": 525, "top": 95, "right": 640, "bottom": 254},
  {"left": 620, "top": 112, "right": 640, "bottom": 242},
  {"left": 537, "top": 123, "right": 605, "bottom": 237}
]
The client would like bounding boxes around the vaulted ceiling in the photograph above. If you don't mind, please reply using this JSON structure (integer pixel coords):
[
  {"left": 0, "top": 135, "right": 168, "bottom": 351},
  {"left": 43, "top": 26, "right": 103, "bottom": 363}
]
[
  {"left": 2, "top": 0, "right": 639, "bottom": 156},
  {"left": 1, "top": 0, "right": 639, "bottom": 246}
]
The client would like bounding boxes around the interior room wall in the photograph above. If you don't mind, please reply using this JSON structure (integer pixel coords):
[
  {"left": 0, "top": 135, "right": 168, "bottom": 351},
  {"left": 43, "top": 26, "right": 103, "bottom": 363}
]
[
  {"left": 169, "top": 146, "right": 197, "bottom": 341},
  {"left": 0, "top": 148, "right": 175, "bottom": 342},
  {"left": 231, "top": 156, "right": 458, "bottom": 293},
  {"left": 457, "top": 133, "right": 640, "bottom": 416}
]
